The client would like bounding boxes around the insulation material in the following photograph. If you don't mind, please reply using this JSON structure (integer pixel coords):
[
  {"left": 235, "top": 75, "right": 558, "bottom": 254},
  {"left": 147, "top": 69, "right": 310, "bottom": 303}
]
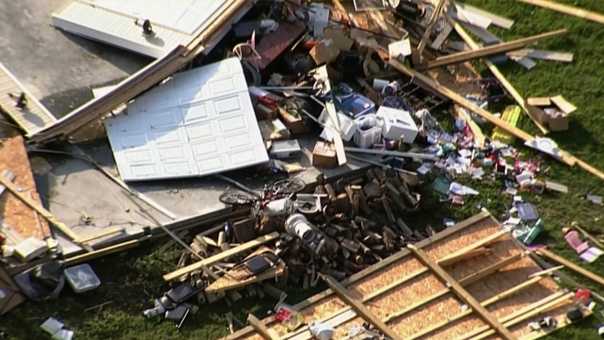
[
  {"left": 52, "top": 0, "right": 229, "bottom": 58},
  {"left": 105, "top": 57, "right": 268, "bottom": 181}
]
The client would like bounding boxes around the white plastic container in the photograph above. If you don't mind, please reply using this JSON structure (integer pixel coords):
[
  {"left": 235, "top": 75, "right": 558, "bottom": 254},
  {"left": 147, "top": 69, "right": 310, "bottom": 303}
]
[
  {"left": 64, "top": 264, "right": 101, "bottom": 293},
  {"left": 377, "top": 106, "right": 418, "bottom": 143}
]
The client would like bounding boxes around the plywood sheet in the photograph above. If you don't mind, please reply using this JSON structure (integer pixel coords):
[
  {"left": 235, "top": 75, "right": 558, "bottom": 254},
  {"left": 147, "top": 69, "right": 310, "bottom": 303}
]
[{"left": 0, "top": 133, "right": 51, "bottom": 242}]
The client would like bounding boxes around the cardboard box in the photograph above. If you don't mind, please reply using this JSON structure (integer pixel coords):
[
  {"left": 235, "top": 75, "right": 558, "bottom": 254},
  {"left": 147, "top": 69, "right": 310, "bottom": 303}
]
[{"left": 312, "top": 141, "right": 338, "bottom": 168}]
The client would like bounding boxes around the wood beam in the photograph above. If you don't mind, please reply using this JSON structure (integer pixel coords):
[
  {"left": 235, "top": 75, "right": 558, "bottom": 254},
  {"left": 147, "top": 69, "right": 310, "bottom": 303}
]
[
  {"left": 163, "top": 232, "right": 280, "bottom": 282},
  {"left": 417, "top": 0, "right": 448, "bottom": 58},
  {"left": 458, "top": 253, "right": 524, "bottom": 286},
  {"left": 0, "top": 174, "right": 81, "bottom": 242},
  {"left": 536, "top": 248, "right": 604, "bottom": 287},
  {"left": 438, "top": 230, "right": 508, "bottom": 266},
  {"left": 422, "top": 29, "right": 567, "bottom": 69},
  {"left": 247, "top": 314, "right": 280, "bottom": 340},
  {"left": 408, "top": 244, "right": 516, "bottom": 340},
  {"left": 517, "top": 0, "right": 604, "bottom": 25},
  {"left": 452, "top": 21, "right": 549, "bottom": 134},
  {"left": 388, "top": 59, "right": 604, "bottom": 181},
  {"left": 321, "top": 274, "right": 403, "bottom": 340}
]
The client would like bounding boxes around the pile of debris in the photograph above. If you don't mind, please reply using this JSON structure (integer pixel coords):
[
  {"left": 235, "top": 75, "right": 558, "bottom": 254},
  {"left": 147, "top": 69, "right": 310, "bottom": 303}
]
[{"left": 1, "top": 0, "right": 604, "bottom": 338}]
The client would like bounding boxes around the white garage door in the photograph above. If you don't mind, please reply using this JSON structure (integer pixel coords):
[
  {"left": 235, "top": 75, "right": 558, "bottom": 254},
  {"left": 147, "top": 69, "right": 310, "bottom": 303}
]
[
  {"left": 105, "top": 58, "right": 269, "bottom": 181},
  {"left": 52, "top": 0, "right": 229, "bottom": 58}
]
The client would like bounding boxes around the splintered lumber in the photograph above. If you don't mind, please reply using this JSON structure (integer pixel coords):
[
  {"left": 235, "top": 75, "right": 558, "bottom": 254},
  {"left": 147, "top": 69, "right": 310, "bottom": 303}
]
[
  {"left": 388, "top": 59, "right": 604, "bottom": 181},
  {"left": 408, "top": 244, "right": 516, "bottom": 340},
  {"left": 205, "top": 248, "right": 287, "bottom": 294},
  {"left": 0, "top": 173, "right": 81, "bottom": 242},
  {"left": 417, "top": 0, "right": 448, "bottom": 58},
  {"left": 247, "top": 314, "right": 280, "bottom": 340},
  {"left": 423, "top": 29, "right": 567, "bottom": 70},
  {"left": 321, "top": 274, "right": 403, "bottom": 340},
  {"left": 517, "top": 0, "right": 604, "bottom": 25},
  {"left": 163, "top": 232, "right": 280, "bottom": 282},
  {"left": 452, "top": 22, "right": 549, "bottom": 134},
  {"left": 536, "top": 248, "right": 604, "bottom": 287},
  {"left": 407, "top": 276, "right": 544, "bottom": 340}
]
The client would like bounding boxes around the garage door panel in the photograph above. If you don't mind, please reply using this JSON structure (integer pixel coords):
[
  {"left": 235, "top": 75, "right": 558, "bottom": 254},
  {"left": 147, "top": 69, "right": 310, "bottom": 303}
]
[{"left": 105, "top": 57, "right": 268, "bottom": 181}]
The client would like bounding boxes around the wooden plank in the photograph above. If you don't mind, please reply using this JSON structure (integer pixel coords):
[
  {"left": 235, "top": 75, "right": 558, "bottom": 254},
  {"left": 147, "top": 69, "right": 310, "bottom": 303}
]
[
  {"left": 408, "top": 244, "right": 517, "bottom": 340},
  {"left": 458, "top": 253, "right": 524, "bottom": 286},
  {"left": 536, "top": 248, "right": 604, "bottom": 287},
  {"left": 527, "top": 97, "right": 552, "bottom": 106},
  {"left": 527, "top": 265, "right": 564, "bottom": 278},
  {"left": 550, "top": 95, "right": 577, "bottom": 114},
  {"left": 517, "top": 0, "right": 604, "bottom": 25},
  {"left": 163, "top": 232, "right": 280, "bottom": 282},
  {"left": 388, "top": 58, "right": 604, "bottom": 181},
  {"left": 438, "top": 229, "right": 508, "bottom": 266},
  {"left": 75, "top": 227, "right": 123, "bottom": 244},
  {"left": 247, "top": 314, "right": 280, "bottom": 340},
  {"left": 456, "top": 2, "right": 515, "bottom": 29},
  {"left": 422, "top": 29, "right": 567, "bottom": 70},
  {"left": 452, "top": 22, "right": 550, "bottom": 134},
  {"left": 407, "top": 276, "right": 544, "bottom": 340},
  {"left": 64, "top": 239, "right": 142, "bottom": 265},
  {"left": 0, "top": 173, "right": 81, "bottom": 241},
  {"left": 321, "top": 274, "right": 403, "bottom": 340},
  {"left": 417, "top": 0, "right": 448, "bottom": 58},
  {"left": 507, "top": 49, "right": 574, "bottom": 62}
]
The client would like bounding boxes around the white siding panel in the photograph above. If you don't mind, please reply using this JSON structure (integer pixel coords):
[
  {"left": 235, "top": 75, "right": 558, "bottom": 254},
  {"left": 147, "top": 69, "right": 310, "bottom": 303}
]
[{"left": 105, "top": 58, "right": 268, "bottom": 181}]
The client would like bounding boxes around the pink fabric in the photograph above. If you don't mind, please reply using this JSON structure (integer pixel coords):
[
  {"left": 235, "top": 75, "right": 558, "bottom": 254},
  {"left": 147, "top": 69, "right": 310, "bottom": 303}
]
[{"left": 565, "top": 230, "right": 590, "bottom": 254}]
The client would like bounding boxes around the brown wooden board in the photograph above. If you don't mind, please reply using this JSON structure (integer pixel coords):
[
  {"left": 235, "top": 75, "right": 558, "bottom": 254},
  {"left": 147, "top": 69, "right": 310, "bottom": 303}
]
[
  {"left": 0, "top": 132, "right": 50, "bottom": 242},
  {"left": 227, "top": 212, "right": 576, "bottom": 340}
]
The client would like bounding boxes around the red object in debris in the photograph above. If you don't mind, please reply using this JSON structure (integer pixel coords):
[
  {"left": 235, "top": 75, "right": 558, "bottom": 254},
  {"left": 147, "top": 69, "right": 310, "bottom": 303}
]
[
  {"left": 275, "top": 307, "right": 293, "bottom": 322},
  {"left": 254, "top": 22, "right": 306, "bottom": 69},
  {"left": 575, "top": 288, "right": 591, "bottom": 304}
]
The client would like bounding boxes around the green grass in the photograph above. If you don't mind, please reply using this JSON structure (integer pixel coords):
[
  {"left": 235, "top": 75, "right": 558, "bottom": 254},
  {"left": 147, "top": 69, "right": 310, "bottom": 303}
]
[{"left": 3, "top": 1, "right": 604, "bottom": 339}]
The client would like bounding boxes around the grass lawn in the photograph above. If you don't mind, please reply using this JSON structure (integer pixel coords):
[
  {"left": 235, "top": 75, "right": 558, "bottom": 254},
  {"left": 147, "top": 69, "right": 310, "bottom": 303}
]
[{"left": 2, "top": 1, "right": 604, "bottom": 339}]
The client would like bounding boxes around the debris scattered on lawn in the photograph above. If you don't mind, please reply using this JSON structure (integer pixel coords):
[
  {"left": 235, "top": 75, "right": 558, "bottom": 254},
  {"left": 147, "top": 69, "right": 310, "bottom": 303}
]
[{"left": 1, "top": 0, "right": 603, "bottom": 338}]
